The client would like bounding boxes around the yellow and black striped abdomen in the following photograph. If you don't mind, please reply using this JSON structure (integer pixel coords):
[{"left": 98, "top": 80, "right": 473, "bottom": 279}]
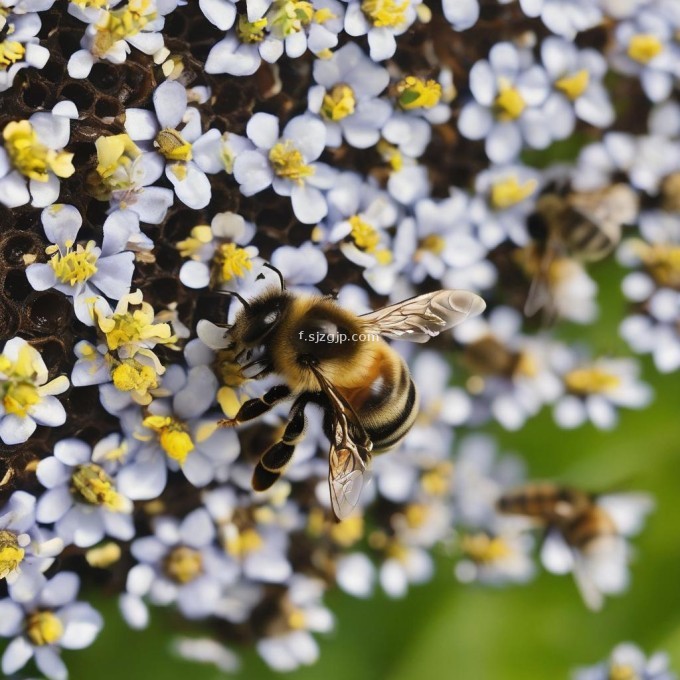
[{"left": 344, "top": 350, "right": 419, "bottom": 454}]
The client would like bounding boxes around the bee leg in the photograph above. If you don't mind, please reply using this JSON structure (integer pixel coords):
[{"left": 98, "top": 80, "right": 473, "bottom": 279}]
[
  {"left": 218, "top": 384, "right": 292, "bottom": 427},
  {"left": 252, "top": 394, "right": 310, "bottom": 491}
]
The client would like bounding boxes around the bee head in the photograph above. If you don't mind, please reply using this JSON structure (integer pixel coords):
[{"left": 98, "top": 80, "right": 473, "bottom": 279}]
[{"left": 232, "top": 290, "right": 292, "bottom": 348}]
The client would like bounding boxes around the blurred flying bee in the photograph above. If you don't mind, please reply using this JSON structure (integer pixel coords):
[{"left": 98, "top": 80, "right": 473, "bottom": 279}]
[
  {"left": 497, "top": 483, "right": 653, "bottom": 610},
  {"left": 216, "top": 267, "right": 485, "bottom": 520},
  {"left": 523, "top": 184, "right": 639, "bottom": 318}
]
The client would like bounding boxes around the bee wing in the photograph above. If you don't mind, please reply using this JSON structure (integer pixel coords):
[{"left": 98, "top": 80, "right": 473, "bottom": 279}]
[
  {"left": 328, "top": 424, "right": 371, "bottom": 521},
  {"left": 523, "top": 243, "right": 559, "bottom": 318},
  {"left": 572, "top": 554, "right": 605, "bottom": 612},
  {"left": 360, "top": 290, "right": 486, "bottom": 343},
  {"left": 307, "top": 363, "right": 372, "bottom": 521}
]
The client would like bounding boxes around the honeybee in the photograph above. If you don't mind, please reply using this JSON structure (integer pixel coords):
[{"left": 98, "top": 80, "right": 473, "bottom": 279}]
[
  {"left": 523, "top": 184, "right": 639, "bottom": 317},
  {"left": 214, "top": 268, "right": 485, "bottom": 520},
  {"left": 497, "top": 483, "right": 653, "bottom": 610}
]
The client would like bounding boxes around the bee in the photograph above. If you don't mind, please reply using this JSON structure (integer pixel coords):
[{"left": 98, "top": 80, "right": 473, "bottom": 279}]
[
  {"left": 497, "top": 483, "right": 653, "bottom": 610},
  {"left": 215, "top": 267, "right": 485, "bottom": 520},
  {"left": 523, "top": 183, "right": 639, "bottom": 317}
]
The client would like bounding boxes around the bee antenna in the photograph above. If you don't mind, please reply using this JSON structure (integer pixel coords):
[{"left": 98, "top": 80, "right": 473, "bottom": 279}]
[
  {"left": 217, "top": 289, "right": 251, "bottom": 311},
  {"left": 263, "top": 262, "right": 286, "bottom": 291}
]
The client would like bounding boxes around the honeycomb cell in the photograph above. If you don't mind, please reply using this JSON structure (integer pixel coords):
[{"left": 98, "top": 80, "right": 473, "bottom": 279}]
[
  {"left": 89, "top": 63, "right": 122, "bottom": 93},
  {"left": 21, "top": 81, "right": 51, "bottom": 109},
  {"left": 3, "top": 268, "right": 33, "bottom": 303},
  {"left": 0, "top": 232, "right": 44, "bottom": 266},
  {"left": 29, "top": 336, "right": 69, "bottom": 379},
  {"left": 0, "top": 301, "right": 20, "bottom": 342},
  {"left": 94, "top": 96, "right": 123, "bottom": 120},
  {"left": 60, "top": 82, "right": 96, "bottom": 113},
  {"left": 27, "top": 291, "right": 73, "bottom": 334}
]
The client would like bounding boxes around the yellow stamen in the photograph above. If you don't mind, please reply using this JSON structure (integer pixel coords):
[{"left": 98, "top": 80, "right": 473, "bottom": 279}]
[
  {"left": 3, "top": 120, "right": 74, "bottom": 181},
  {"left": 361, "top": 0, "right": 408, "bottom": 28},
  {"left": 155, "top": 128, "right": 193, "bottom": 162},
  {"left": 418, "top": 234, "right": 446, "bottom": 256},
  {"left": 404, "top": 503, "right": 428, "bottom": 529},
  {"left": 608, "top": 665, "right": 639, "bottom": 680},
  {"left": 27, "top": 611, "right": 64, "bottom": 646},
  {"left": 268, "top": 0, "right": 314, "bottom": 37},
  {"left": 0, "top": 530, "right": 25, "bottom": 579},
  {"left": 142, "top": 415, "right": 194, "bottom": 464},
  {"left": 89, "top": 133, "right": 142, "bottom": 201},
  {"left": 287, "top": 608, "right": 307, "bottom": 630},
  {"left": 215, "top": 243, "right": 253, "bottom": 282},
  {"left": 490, "top": 175, "right": 538, "bottom": 209},
  {"left": 461, "top": 533, "right": 512, "bottom": 564},
  {"left": 420, "top": 462, "right": 453, "bottom": 496},
  {"left": 269, "top": 141, "right": 314, "bottom": 183},
  {"left": 565, "top": 367, "right": 621, "bottom": 395},
  {"left": 555, "top": 69, "right": 590, "bottom": 100},
  {"left": 377, "top": 139, "right": 403, "bottom": 171},
  {"left": 633, "top": 241, "right": 680, "bottom": 289},
  {"left": 224, "top": 527, "right": 263, "bottom": 557},
  {"left": 92, "top": 0, "right": 157, "bottom": 57},
  {"left": 111, "top": 360, "right": 159, "bottom": 394},
  {"left": 330, "top": 514, "right": 364, "bottom": 547},
  {"left": 321, "top": 84, "right": 356, "bottom": 122},
  {"left": 397, "top": 76, "right": 442, "bottom": 110},
  {"left": 164, "top": 546, "right": 203, "bottom": 584},
  {"left": 627, "top": 34, "right": 663, "bottom": 64},
  {"left": 86, "top": 542, "right": 123, "bottom": 568},
  {"left": 48, "top": 240, "right": 99, "bottom": 286},
  {"left": 176, "top": 225, "right": 213, "bottom": 259},
  {"left": 71, "top": 463, "right": 130, "bottom": 511},
  {"left": 1, "top": 345, "right": 43, "bottom": 418},
  {"left": 236, "top": 15, "right": 268, "bottom": 42},
  {"left": 0, "top": 40, "right": 25, "bottom": 69},
  {"left": 348, "top": 215, "right": 381, "bottom": 253},
  {"left": 494, "top": 78, "right": 526, "bottom": 121},
  {"left": 313, "top": 7, "right": 336, "bottom": 23}
]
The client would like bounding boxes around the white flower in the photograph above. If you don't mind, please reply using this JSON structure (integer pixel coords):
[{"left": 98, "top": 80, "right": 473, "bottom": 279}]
[
  {"left": 442, "top": 0, "right": 478, "bottom": 30},
  {"left": 572, "top": 642, "right": 677, "bottom": 680},
  {"left": 458, "top": 42, "right": 553, "bottom": 163},
  {"left": 256, "top": 575, "right": 333, "bottom": 672},
  {"left": 308, "top": 42, "right": 391, "bottom": 149},
  {"left": 125, "top": 80, "right": 223, "bottom": 209},
  {"left": 0, "top": 11, "right": 50, "bottom": 92},
  {"left": 177, "top": 211, "right": 259, "bottom": 290},
  {"left": 233, "top": 112, "right": 334, "bottom": 223},
  {"left": 0, "top": 491, "right": 63, "bottom": 603},
  {"left": 453, "top": 308, "right": 563, "bottom": 430},
  {"left": 470, "top": 163, "right": 541, "bottom": 248},
  {"left": 454, "top": 528, "right": 536, "bottom": 586},
  {"left": 90, "top": 133, "right": 174, "bottom": 224},
  {"left": 397, "top": 190, "right": 495, "bottom": 290},
  {"left": 343, "top": 0, "right": 420, "bottom": 61},
  {"left": 26, "top": 205, "right": 135, "bottom": 326},
  {"left": 271, "top": 241, "right": 328, "bottom": 287},
  {"left": 0, "top": 338, "right": 69, "bottom": 445},
  {"left": 205, "top": 0, "right": 345, "bottom": 75},
  {"left": 120, "top": 509, "right": 239, "bottom": 627},
  {"left": 552, "top": 354, "right": 653, "bottom": 430},
  {"left": 573, "top": 132, "right": 680, "bottom": 194},
  {"left": 541, "top": 37, "right": 614, "bottom": 130},
  {"left": 609, "top": 7, "right": 680, "bottom": 103},
  {"left": 116, "top": 362, "right": 239, "bottom": 498},
  {"left": 67, "top": 0, "right": 173, "bottom": 79},
  {"left": 0, "top": 572, "right": 103, "bottom": 680},
  {"left": 0, "top": 101, "right": 77, "bottom": 208},
  {"left": 517, "top": 0, "right": 602, "bottom": 39},
  {"left": 172, "top": 637, "right": 241, "bottom": 674},
  {"left": 35, "top": 437, "right": 134, "bottom": 548},
  {"left": 203, "top": 486, "right": 300, "bottom": 584}
]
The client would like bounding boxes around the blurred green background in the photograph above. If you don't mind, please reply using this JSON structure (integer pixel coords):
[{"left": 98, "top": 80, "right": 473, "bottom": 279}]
[{"left": 56, "top": 261, "right": 680, "bottom": 679}]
